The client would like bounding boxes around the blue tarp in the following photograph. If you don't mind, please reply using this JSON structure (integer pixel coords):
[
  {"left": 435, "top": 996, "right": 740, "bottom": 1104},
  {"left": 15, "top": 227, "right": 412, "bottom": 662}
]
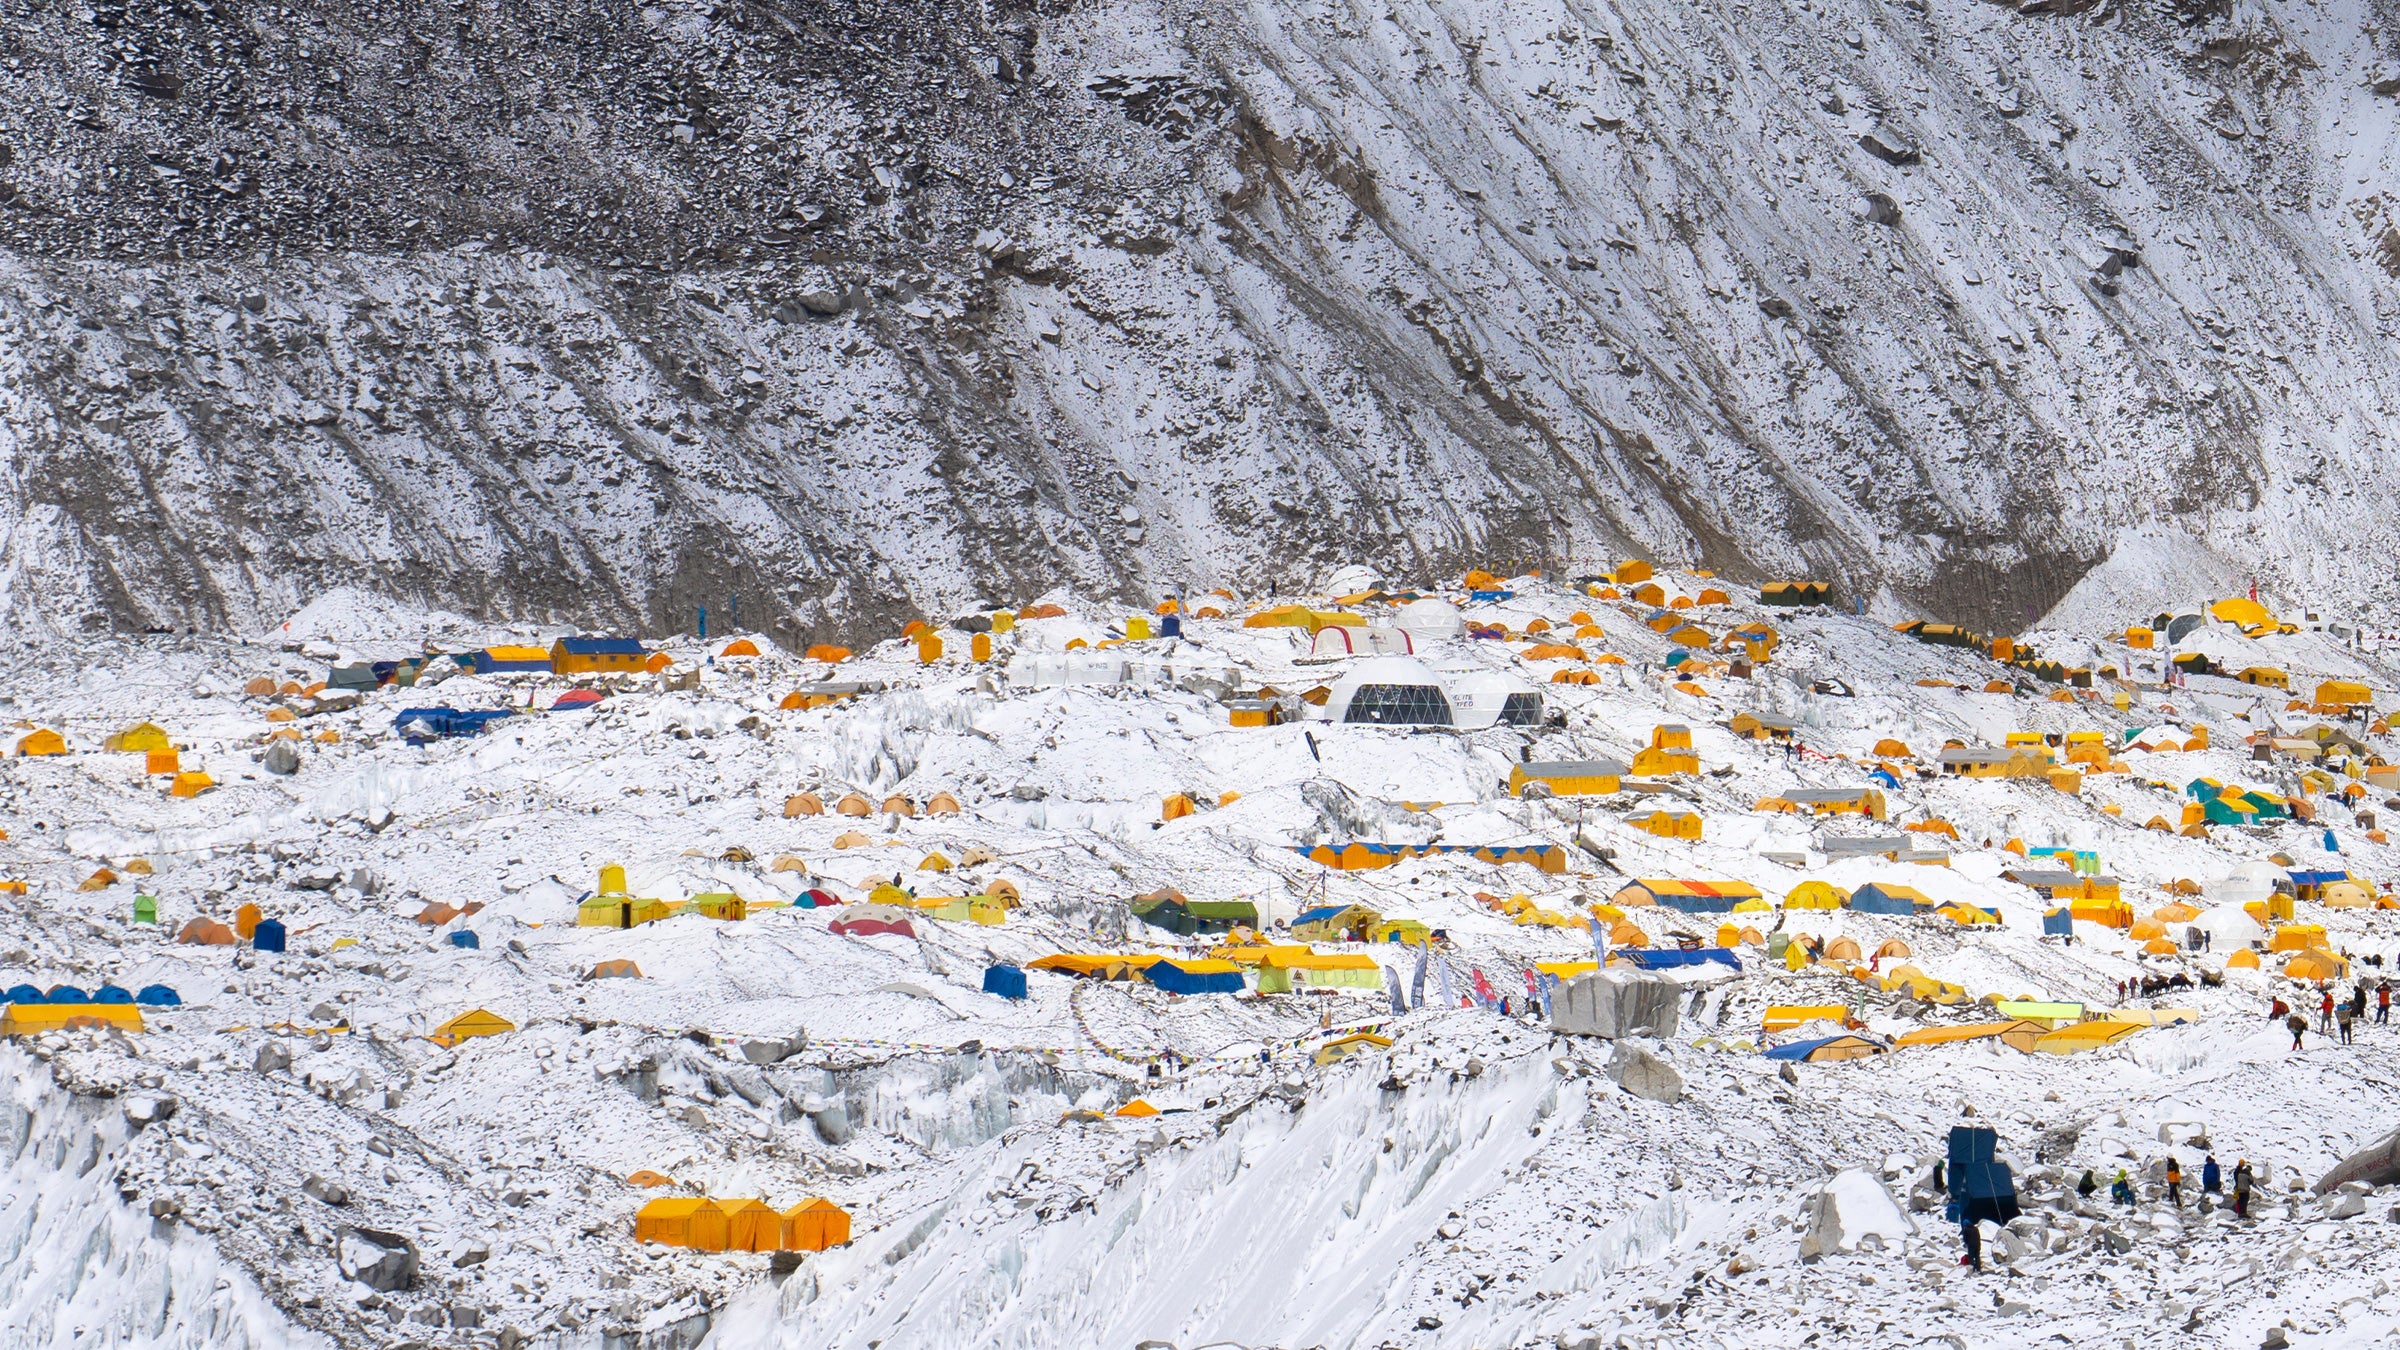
[
  {"left": 1293, "top": 905, "right": 1350, "bottom": 926},
  {"left": 2289, "top": 869, "right": 2351, "bottom": 886},
  {"left": 396, "top": 708, "right": 516, "bottom": 741},
  {"left": 1145, "top": 961, "right": 1247, "bottom": 995},
  {"left": 2041, "top": 908, "right": 2073, "bottom": 937},
  {"left": 1657, "top": 894, "right": 1739, "bottom": 915},
  {"left": 982, "top": 964, "right": 1028, "bottom": 1000},
  {"left": 556, "top": 636, "right": 644, "bottom": 657},
  {"left": 253, "top": 919, "right": 287, "bottom": 953},
  {"left": 1466, "top": 589, "right": 1515, "bottom": 602},
  {"left": 135, "top": 985, "right": 181, "bottom": 1006},
  {"left": 450, "top": 930, "right": 480, "bottom": 949},
  {"left": 1868, "top": 769, "right": 1901, "bottom": 789},
  {"left": 1618, "top": 948, "right": 1741, "bottom": 971}
]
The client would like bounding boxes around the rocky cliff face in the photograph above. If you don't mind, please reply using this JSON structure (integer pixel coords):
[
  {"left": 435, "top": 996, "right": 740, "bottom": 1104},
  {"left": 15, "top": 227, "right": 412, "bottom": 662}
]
[{"left": 2, "top": 0, "right": 2397, "bottom": 643}]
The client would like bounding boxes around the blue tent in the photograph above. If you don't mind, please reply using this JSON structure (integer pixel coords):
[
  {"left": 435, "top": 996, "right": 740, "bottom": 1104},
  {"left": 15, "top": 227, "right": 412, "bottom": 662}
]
[
  {"left": 796, "top": 888, "right": 839, "bottom": 908},
  {"left": 395, "top": 708, "right": 516, "bottom": 742},
  {"left": 1848, "top": 884, "right": 1921, "bottom": 916},
  {"left": 1145, "top": 960, "right": 1246, "bottom": 995},
  {"left": 450, "top": 930, "right": 480, "bottom": 949},
  {"left": 135, "top": 985, "right": 181, "bottom": 1006},
  {"left": 5, "top": 984, "right": 41, "bottom": 1005},
  {"left": 46, "top": 985, "right": 90, "bottom": 1004},
  {"left": 982, "top": 964, "right": 1028, "bottom": 1000},
  {"left": 1764, "top": 1034, "right": 1885, "bottom": 1062},
  {"left": 1618, "top": 948, "right": 1741, "bottom": 971},
  {"left": 253, "top": 919, "right": 287, "bottom": 953},
  {"left": 2041, "top": 908, "right": 2073, "bottom": 937},
  {"left": 1160, "top": 614, "right": 1182, "bottom": 639},
  {"left": 92, "top": 985, "right": 133, "bottom": 1004},
  {"left": 1467, "top": 589, "right": 1515, "bottom": 602}
]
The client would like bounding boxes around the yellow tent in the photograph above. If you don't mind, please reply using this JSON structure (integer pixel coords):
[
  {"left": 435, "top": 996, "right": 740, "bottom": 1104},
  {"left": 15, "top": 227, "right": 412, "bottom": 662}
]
[
  {"left": 103, "top": 722, "right": 172, "bottom": 753},
  {"left": 1785, "top": 881, "right": 1848, "bottom": 910},
  {"left": 168, "top": 772, "right": 215, "bottom": 798},
  {"left": 1763, "top": 1005, "right": 1850, "bottom": 1033},
  {"left": 2224, "top": 947, "right": 2261, "bottom": 969},
  {"left": 14, "top": 729, "right": 67, "bottom": 757},
  {"left": 2208, "top": 596, "right": 2277, "bottom": 631},
  {"left": 2033, "top": 1020, "right": 2144, "bottom": 1054},
  {"left": 1161, "top": 793, "right": 1197, "bottom": 822},
  {"left": 2, "top": 1003, "right": 145, "bottom": 1036},
  {"left": 432, "top": 1010, "right": 516, "bottom": 1046},
  {"left": 2315, "top": 679, "right": 2373, "bottom": 709},
  {"left": 1114, "top": 1098, "right": 1160, "bottom": 1117},
  {"left": 2285, "top": 951, "right": 2349, "bottom": 981},
  {"left": 2269, "top": 924, "right": 2329, "bottom": 952}
]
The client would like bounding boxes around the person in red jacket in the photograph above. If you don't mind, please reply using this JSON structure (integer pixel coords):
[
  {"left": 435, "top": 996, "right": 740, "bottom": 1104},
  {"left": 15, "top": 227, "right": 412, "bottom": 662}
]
[{"left": 2380, "top": 981, "right": 2392, "bottom": 1026}]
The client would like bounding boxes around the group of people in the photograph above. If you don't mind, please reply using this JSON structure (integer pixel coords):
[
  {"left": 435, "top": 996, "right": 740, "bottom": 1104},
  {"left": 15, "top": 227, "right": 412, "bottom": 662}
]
[
  {"left": 2078, "top": 1153, "right": 2258, "bottom": 1217},
  {"left": 2271, "top": 980, "right": 2393, "bottom": 1047}
]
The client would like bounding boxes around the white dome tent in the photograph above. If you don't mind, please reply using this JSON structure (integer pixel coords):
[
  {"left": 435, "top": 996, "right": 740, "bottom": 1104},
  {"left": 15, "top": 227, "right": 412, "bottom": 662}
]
[
  {"left": 1395, "top": 598, "right": 1464, "bottom": 640},
  {"left": 1308, "top": 657, "right": 1541, "bottom": 730},
  {"left": 1308, "top": 625, "right": 1415, "bottom": 658}
]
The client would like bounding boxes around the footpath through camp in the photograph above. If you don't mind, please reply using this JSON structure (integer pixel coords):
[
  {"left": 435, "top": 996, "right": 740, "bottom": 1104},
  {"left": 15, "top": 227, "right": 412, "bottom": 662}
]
[{"left": 7, "top": 576, "right": 2400, "bottom": 1348}]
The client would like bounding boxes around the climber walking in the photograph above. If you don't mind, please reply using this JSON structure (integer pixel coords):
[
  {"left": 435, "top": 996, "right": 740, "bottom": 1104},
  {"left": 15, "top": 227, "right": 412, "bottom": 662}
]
[
  {"left": 2233, "top": 1160, "right": 2255, "bottom": 1219},
  {"left": 2202, "top": 1154, "right": 2222, "bottom": 1195},
  {"left": 2380, "top": 980, "right": 2392, "bottom": 1026},
  {"left": 2289, "top": 1011, "right": 2308, "bottom": 1050},
  {"left": 2165, "top": 1155, "right": 2183, "bottom": 1208},
  {"left": 1947, "top": 1120, "right": 2020, "bottom": 1273}
]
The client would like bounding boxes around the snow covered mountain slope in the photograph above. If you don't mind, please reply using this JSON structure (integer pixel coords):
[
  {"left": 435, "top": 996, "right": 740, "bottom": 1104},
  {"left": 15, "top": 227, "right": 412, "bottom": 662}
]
[{"left": 5, "top": 0, "right": 2400, "bottom": 640}]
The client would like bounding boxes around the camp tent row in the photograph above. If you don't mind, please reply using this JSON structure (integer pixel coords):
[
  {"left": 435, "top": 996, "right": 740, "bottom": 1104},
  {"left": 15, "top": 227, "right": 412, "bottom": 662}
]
[
  {"left": 1293, "top": 842, "right": 1568, "bottom": 873},
  {"left": 635, "top": 1197, "right": 851, "bottom": 1252}
]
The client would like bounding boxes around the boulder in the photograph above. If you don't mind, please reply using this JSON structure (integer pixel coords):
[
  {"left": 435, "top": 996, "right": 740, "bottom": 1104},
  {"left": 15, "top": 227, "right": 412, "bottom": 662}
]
[
  {"left": 1605, "top": 1042, "right": 1684, "bottom": 1103},
  {"left": 261, "top": 741, "right": 301, "bottom": 775},
  {"left": 1799, "top": 1169, "right": 1912, "bottom": 1258},
  {"left": 338, "top": 1227, "right": 419, "bottom": 1292},
  {"left": 1551, "top": 971, "right": 1681, "bottom": 1039}
]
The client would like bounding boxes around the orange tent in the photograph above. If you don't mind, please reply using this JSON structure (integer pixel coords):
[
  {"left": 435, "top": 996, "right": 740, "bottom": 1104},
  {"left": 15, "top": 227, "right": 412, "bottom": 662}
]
[
  {"left": 178, "top": 917, "right": 236, "bottom": 946},
  {"left": 721, "top": 639, "right": 761, "bottom": 657},
  {"left": 781, "top": 1199, "right": 853, "bottom": 1251},
  {"left": 805, "top": 644, "right": 851, "bottom": 663},
  {"left": 784, "top": 792, "right": 825, "bottom": 817}
]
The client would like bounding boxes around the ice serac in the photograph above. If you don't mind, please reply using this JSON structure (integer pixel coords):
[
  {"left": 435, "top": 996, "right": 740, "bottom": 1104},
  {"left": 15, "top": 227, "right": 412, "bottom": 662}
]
[
  {"left": 2, "top": 0, "right": 2397, "bottom": 639},
  {"left": 0, "top": 1048, "right": 320, "bottom": 1350},
  {"left": 2314, "top": 1127, "right": 2400, "bottom": 1194},
  {"left": 1552, "top": 969, "right": 1682, "bottom": 1038}
]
